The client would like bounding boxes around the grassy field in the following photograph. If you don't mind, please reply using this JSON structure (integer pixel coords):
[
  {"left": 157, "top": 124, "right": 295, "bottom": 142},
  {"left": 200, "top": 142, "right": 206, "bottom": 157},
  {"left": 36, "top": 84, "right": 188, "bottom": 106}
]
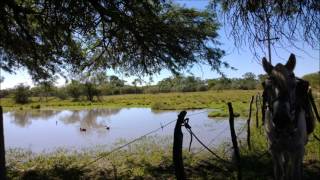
[
  {"left": 2, "top": 89, "right": 319, "bottom": 118},
  {"left": 1, "top": 90, "right": 263, "bottom": 117},
  {"left": 6, "top": 124, "right": 320, "bottom": 179},
  {"left": 3, "top": 89, "right": 320, "bottom": 179}
]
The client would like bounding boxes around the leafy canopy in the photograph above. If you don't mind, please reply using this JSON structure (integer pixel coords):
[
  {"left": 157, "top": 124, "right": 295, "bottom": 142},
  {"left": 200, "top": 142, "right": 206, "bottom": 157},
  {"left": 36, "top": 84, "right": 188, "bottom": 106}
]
[{"left": 0, "top": 0, "right": 226, "bottom": 81}]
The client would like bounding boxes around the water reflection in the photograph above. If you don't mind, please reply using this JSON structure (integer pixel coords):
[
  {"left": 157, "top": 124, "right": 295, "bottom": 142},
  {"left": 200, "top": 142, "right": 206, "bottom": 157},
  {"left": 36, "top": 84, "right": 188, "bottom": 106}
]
[
  {"left": 60, "top": 109, "right": 121, "bottom": 134},
  {"left": 9, "top": 110, "right": 60, "bottom": 127},
  {"left": 4, "top": 108, "right": 245, "bottom": 152}
]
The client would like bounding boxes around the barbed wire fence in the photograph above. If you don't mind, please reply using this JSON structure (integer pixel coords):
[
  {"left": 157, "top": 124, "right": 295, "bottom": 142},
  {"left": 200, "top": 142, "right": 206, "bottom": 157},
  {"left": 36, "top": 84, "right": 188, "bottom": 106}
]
[
  {"left": 79, "top": 110, "right": 211, "bottom": 169},
  {"left": 77, "top": 103, "right": 265, "bottom": 179},
  {"left": 3, "top": 93, "right": 284, "bottom": 179},
  {"left": 73, "top": 90, "right": 320, "bottom": 179}
]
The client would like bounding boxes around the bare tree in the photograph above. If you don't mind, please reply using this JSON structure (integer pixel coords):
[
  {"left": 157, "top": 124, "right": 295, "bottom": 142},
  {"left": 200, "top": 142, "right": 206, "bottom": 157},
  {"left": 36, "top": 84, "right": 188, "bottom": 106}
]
[{"left": 211, "top": 0, "right": 320, "bottom": 62}]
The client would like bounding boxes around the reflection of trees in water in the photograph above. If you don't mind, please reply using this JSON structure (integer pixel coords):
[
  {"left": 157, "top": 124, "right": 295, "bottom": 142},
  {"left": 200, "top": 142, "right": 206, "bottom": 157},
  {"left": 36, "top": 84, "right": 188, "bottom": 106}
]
[
  {"left": 60, "top": 110, "right": 81, "bottom": 124},
  {"left": 10, "top": 110, "right": 60, "bottom": 127},
  {"left": 60, "top": 109, "right": 121, "bottom": 132}
]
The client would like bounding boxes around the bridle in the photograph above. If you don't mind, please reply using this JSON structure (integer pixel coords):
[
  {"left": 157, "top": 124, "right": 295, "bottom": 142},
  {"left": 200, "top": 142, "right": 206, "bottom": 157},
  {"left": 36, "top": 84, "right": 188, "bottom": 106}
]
[
  {"left": 262, "top": 77, "right": 299, "bottom": 135},
  {"left": 262, "top": 78, "right": 297, "bottom": 115}
]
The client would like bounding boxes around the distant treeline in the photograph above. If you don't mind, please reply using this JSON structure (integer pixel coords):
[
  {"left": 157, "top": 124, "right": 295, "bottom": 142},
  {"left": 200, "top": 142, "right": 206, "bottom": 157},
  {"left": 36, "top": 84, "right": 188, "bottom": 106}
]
[{"left": 1, "top": 72, "right": 318, "bottom": 104}]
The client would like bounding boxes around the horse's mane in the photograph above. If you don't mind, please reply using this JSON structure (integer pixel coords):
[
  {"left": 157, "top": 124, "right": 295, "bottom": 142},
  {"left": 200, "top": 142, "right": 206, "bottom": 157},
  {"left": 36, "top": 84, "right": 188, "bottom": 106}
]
[{"left": 271, "top": 64, "right": 289, "bottom": 92}]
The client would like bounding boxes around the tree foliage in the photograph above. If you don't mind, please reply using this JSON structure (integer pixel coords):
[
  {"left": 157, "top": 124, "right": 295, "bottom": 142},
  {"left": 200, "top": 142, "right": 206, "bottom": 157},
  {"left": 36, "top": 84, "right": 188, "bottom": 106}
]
[
  {"left": 5, "top": 72, "right": 266, "bottom": 103},
  {"left": 66, "top": 80, "right": 82, "bottom": 101},
  {"left": 35, "top": 77, "right": 56, "bottom": 101},
  {"left": 1, "top": 0, "right": 226, "bottom": 81},
  {"left": 157, "top": 75, "right": 207, "bottom": 92},
  {"left": 207, "top": 72, "right": 260, "bottom": 90},
  {"left": 14, "top": 83, "right": 30, "bottom": 104},
  {"left": 211, "top": 0, "right": 320, "bottom": 56},
  {"left": 80, "top": 72, "right": 103, "bottom": 101}
]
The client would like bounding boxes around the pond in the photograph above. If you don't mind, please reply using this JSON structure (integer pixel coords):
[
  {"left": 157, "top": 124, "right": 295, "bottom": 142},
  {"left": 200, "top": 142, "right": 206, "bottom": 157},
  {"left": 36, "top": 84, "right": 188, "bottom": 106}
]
[{"left": 4, "top": 108, "right": 245, "bottom": 152}]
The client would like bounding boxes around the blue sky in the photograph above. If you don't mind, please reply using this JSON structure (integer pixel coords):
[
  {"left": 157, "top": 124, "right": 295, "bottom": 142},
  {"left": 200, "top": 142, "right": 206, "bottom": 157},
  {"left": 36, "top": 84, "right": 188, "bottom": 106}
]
[{"left": 1, "top": 0, "right": 319, "bottom": 89}]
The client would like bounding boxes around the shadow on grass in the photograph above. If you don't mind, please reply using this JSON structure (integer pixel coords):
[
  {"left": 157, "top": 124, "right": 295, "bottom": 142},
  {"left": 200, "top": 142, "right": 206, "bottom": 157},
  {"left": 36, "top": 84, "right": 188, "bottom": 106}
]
[
  {"left": 9, "top": 165, "right": 86, "bottom": 180},
  {"left": 7, "top": 146, "right": 320, "bottom": 180},
  {"left": 7, "top": 155, "right": 320, "bottom": 180},
  {"left": 240, "top": 152, "right": 320, "bottom": 180}
]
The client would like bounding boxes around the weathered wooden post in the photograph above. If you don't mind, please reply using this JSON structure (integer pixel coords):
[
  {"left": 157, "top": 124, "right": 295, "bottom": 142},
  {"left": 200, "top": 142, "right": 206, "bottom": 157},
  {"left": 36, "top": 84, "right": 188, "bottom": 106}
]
[
  {"left": 173, "top": 111, "right": 187, "bottom": 180},
  {"left": 227, "top": 103, "right": 242, "bottom": 180},
  {"left": 247, "top": 96, "right": 254, "bottom": 150},
  {"left": 0, "top": 106, "right": 5, "bottom": 180},
  {"left": 255, "top": 94, "right": 259, "bottom": 128}
]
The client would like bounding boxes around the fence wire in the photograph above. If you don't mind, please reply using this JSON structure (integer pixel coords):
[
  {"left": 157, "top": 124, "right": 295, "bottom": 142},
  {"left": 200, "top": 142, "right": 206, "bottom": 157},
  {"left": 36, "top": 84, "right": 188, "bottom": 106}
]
[
  {"left": 191, "top": 125, "right": 230, "bottom": 155},
  {"left": 78, "top": 108, "right": 259, "bottom": 172},
  {"left": 79, "top": 110, "right": 210, "bottom": 169}
]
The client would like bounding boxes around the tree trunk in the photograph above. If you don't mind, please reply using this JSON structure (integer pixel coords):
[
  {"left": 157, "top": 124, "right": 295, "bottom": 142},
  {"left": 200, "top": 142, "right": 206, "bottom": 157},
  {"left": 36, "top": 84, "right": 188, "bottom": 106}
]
[{"left": 0, "top": 106, "right": 6, "bottom": 180}]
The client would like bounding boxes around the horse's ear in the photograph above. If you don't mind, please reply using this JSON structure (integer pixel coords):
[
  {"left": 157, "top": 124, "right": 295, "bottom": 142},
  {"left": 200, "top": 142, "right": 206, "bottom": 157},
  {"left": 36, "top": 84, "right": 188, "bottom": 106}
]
[
  {"left": 262, "top": 57, "right": 273, "bottom": 74},
  {"left": 285, "top": 53, "right": 296, "bottom": 72}
]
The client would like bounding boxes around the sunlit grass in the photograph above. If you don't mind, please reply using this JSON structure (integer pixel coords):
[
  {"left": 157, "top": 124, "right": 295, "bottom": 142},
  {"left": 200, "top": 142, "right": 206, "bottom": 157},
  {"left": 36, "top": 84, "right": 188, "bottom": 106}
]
[
  {"left": 3, "top": 89, "right": 320, "bottom": 179},
  {"left": 6, "top": 126, "right": 320, "bottom": 179},
  {"left": 0, "top": 90, "right": 262, "bottom": 117}
]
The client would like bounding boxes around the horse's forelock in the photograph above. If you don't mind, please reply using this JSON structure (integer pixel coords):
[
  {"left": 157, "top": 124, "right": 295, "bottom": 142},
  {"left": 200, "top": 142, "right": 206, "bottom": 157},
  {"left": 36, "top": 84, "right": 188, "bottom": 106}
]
[{"left": 271, "top": 65, "right": 288, "bottom": 92}]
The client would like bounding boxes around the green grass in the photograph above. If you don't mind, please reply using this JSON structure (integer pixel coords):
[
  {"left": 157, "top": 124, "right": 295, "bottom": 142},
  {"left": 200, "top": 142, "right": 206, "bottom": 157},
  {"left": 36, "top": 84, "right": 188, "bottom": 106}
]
[
  {"left": 3, "top": 89, "right": 320, "bottom": 179},
  {"left": 6, "top": 125, "right": 320, "bottom": 180},
  {"left": 2, "top": 89, "right": 318, "bottom": 119},
  {"left": 303, "top": 72, "right": 320, "bottom": 90},
  {"left": 0, "top": 90, "right": 262, "bottom": 117},
  {"left": 6, "top": 136, "right": 232, "bottom": 179}
]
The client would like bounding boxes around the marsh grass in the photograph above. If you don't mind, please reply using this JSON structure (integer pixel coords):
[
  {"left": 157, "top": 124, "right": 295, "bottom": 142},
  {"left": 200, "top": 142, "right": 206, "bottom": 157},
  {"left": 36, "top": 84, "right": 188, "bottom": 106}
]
[
  {"left": 237, "top": 121, "right": 320, "bottom": 180},
  {"left": 6, "top": 123, "right": 320, "bottom": 179},
  {"left": 2, "top": 89, "right": 318, "bottom": 118},
  {"left": 1, "top": 90, "right": 260, "bottom": 118},
  {"left": 6, "top": 136, "right": 232, "bottom": 179}
]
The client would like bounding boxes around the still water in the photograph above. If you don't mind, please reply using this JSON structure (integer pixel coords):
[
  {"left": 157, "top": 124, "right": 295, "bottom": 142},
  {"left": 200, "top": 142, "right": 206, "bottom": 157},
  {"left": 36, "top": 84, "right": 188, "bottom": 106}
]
[{"left": 4, "top": 108, "right": 245, "bottom": 152}]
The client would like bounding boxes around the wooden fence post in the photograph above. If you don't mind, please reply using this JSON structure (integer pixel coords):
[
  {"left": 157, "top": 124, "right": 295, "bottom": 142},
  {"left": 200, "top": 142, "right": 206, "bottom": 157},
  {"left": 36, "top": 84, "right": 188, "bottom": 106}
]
[
  {"left": 247, "top": 96, "right": 254, "bottom": 150},
  {"left": 227, "top": 103, "right": 242, "bottom": 180},
  {"left": 173, "top": 111, "right": 187, "bottom": 180},
  {"left": 0, "top": 106, "right": 5, "bottom": 180},
  {"left": 255, "top": 94, "right": 259, "bottom": 128}
]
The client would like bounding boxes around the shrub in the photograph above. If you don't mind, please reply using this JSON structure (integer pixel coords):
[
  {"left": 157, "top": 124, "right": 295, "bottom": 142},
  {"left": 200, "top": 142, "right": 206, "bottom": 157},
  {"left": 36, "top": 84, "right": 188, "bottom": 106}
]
[
  {"left": 143, "top": 86, "right": 159, "bottom": 94},
  {"left": 0, "top": 89, "right": 10, "bottom": 98},
  {"left": 55, "top": 87, "right": 68, "bottom": 100},
  {"left": 66, "top": 80, "right": 82, "bottom": 101},
  {"left": 151, "top": 102, "right": 166, "bottom": 110},
  {"left": 14, "top": 84, "right": 30, "bottom": 104},
  {"left": 31, "top": 104, "right": 41, "bottom": 109}
]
